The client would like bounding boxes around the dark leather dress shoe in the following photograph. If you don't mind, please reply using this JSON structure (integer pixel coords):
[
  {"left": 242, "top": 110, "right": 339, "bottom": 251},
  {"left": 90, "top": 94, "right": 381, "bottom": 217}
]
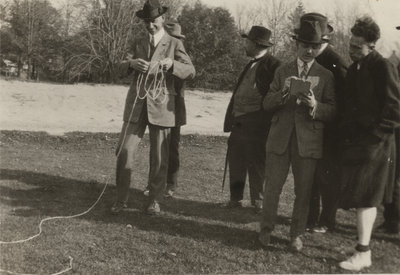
[
  {"left": 145, "top": 201, "right": 160, "bottom": 215},
  {"left": 289, "top": 236, "right": 303, "bottom": 252}
]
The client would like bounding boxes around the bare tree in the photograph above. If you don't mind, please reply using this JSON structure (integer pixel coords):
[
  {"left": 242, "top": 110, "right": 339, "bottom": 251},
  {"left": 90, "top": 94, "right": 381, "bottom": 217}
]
[
  {"left": 63, "top": 0, "right": 140, "bottom": 83},
  {"left": 330, "top": 0, "right": 366, "bottom": 64},
  {"left": 235, "top": 0, "right": 295, "bottom": 60},
  {"left": 63, "top": 0, "right": 192, "bottom": 83}
]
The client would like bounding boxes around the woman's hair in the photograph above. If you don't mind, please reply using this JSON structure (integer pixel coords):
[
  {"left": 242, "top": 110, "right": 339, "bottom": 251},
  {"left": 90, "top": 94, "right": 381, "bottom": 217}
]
[{"left": 350, "top": 16, "right": 380, "bottom": 43}]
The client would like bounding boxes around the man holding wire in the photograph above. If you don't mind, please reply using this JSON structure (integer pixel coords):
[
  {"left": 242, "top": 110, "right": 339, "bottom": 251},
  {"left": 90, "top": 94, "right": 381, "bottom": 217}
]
[{"left": 111, "top": 0, "right": 195, "bottom": 215}]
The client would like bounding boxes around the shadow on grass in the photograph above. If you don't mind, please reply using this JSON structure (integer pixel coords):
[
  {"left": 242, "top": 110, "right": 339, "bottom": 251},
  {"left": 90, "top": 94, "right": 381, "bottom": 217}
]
[
  {"left": 0, "top": 168, "right": 291, "bottom": 251},
  {"left": 332, "top": 223, "right": 400, "bottom": 247}
]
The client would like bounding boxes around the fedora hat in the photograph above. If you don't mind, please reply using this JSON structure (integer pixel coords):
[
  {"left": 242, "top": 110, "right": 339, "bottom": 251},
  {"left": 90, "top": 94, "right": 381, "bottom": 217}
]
[
  {"left": 165, "top": 22, "right": 185, "bottom": 39},
  {"left": 136, "top": 0, "right": 168, "bottom": 20},
  {"left": 241, "top": 26, "right": 273, "bottom": 47},
  {"left": 295, "top": 12, "right": 334, "bottom": 36},
  {"left": 292, "top": 20, "right": 329, "bottom": 44}
]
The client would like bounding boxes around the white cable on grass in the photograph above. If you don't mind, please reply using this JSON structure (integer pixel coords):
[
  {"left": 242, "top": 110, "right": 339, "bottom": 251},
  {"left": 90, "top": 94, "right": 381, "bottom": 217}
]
[
  {"left": 0, "top": 61, "right": 167, "bottom": 275},
  {"left": 0, "top": 257, "right": 73, "bottom": 275}
]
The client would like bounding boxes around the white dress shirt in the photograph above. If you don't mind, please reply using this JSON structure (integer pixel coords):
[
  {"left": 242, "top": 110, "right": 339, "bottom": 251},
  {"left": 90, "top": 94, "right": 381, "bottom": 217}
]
[{"left": 149, "top": 28, "right": 166, "bottom": 47}]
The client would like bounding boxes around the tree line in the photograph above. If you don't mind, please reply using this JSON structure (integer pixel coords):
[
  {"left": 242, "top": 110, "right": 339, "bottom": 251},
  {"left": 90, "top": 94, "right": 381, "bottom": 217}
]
[{"left": 0, "top": 0, "right": 356, "bottom": 90}]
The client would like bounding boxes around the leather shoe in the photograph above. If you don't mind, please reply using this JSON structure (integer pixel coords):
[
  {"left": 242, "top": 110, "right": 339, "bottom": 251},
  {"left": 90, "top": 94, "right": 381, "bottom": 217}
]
[
  {"left": 110, "top": 202, "right": 127, "bottom": 214},
  {"left": 164, "top": 189, "right": 174, "bottom": 198},
  {"left": 258, "top": 230, "right": 271, "bottom": 247},
  {"left": 312, "top": 226, "right": 328, "bottom": 233},
  {"left": 339, "top": 250, "right": 371, "bottom": 271},
  {"left": 145, "top": 201, "right": 160, "bottom": 215},
  {"left": 289, "top": 236, "right": 303, "bottom": 252},
  {"left": 252, "top": 200, "right": 263, "bottom": 214}
]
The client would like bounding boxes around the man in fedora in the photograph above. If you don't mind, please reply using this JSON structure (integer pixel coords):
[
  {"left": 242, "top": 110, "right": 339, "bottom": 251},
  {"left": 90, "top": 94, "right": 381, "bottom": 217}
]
[
  {"left": 259, "top": 20, "right": 336, "bottom": 251},
  {"left": 143, "top": 22, "right": 188, "bottom": 198},
  {"left": 222, "top": 26, "right": 281, "bottom": 213},
  {"left": 112, "top": 0, "right": 195, "bottom": 215},
  {"left": 300, "top": 13, "right": 349, "bottom": 234}
]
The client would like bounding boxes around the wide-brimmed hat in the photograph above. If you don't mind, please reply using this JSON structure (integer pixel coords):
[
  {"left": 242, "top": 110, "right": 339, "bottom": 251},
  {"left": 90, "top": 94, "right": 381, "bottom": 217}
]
[
  {"left": 241, "top": 26, "right": 273, "bottom": 47},
  {"left": 165, "top": 22, "right": 185, "bottom": 39},
  {"left": 292, "top": 20, "right": 329, "bottom": 44},
  {"left": 136, "top": 0, "right": 168, "bottom": 20},
  {"left": 295, "top": 13, "right": 334, "bottom": 36}
]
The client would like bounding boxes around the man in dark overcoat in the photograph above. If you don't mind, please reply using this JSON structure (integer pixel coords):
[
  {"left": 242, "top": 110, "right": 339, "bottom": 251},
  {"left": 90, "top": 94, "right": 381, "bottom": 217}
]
[
  {"left": 338, "top": 17, "right": 400, "bottom": 271},
  {"left": 258, "top": 20, "right": 336, "bottom": 251},
  {"left": 223, "top": 26, "right": 281, "bottom": 213},
  {"left": 302, "top": 13, "right": 348, "bottom": 233},
  {"left": 378, "top": 26, "right": 400, "bottom": 234},
  {"left": 111, "top": 0, "right": 195, "bottom": 215}
]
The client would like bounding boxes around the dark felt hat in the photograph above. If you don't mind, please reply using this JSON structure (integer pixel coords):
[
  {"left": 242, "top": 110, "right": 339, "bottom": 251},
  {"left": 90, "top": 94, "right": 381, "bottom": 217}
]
[
  {"left": 165, "top": 22, "right": 185, "bottom": 39},
  {"left": 397, "top": 26, "right": 400, "bottom": 30},
  {"left": 241, "top": 26, "right": 274, "bottom": 47},
  {"left": 292, "top": 20, "right": 329, "bottom": 44},
  {"left": 295, "top": 12, "right": 334, "bottom": 36},
  {"left": 136, "top": 0, "right": 168, "bottom": 20}
]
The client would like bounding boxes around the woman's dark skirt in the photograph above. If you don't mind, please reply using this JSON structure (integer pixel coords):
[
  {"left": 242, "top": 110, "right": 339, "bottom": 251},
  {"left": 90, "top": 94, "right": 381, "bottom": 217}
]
[{"left": 339, "top": 133, "right": 396, "bottom": 209}]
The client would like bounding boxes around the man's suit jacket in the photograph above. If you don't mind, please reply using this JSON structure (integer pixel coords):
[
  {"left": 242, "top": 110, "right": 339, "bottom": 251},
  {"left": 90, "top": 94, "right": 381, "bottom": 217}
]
[
  {"left": 263, "top": 60, "right": 336, "bottom": 159},
  {"left": 223, "top": 54, "right": 281, "bottom": 133},
  {"left": 174, "top": 78, "right": 186, "bottom": 126},
  {"left": 122, "top": 32, "right": 195, "bottom": 127}
]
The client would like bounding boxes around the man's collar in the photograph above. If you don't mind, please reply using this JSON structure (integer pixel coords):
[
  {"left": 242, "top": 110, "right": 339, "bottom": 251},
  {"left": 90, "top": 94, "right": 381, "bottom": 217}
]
[
  {"left": 149, "top": 28, "right": 165, "bottom": 46},
  {"left": 251, "top": 51, "right": 268, "bottom": 63},
  {"left": 297, "top": 58, "right": 314, "bottom": 68}
]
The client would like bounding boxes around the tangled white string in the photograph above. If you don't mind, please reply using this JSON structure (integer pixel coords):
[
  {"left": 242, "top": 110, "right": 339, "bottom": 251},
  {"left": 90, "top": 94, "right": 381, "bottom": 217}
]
[
  {"left": 0, "top": 257, "right": 73, "bottom": 275},
  {"left": 136, "top": 61, "right": 168, "bottom": 104},
  {"left": 0, "top": 62, "right": 168, "bottom": 275}
]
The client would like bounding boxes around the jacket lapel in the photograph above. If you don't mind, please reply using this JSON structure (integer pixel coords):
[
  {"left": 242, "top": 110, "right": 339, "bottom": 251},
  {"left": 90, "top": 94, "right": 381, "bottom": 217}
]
[
  {"left": 286, "top": 60, "right": 298, "bottom": 78},
  {"left": 136, "top": 37, "right": 150, "bottom": 60}
]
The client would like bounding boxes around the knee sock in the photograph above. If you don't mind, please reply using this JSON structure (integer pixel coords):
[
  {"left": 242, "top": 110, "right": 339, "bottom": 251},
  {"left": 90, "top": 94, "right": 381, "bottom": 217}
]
[{"left": 355, "top": 243, "right": 370, "bottom": 252}]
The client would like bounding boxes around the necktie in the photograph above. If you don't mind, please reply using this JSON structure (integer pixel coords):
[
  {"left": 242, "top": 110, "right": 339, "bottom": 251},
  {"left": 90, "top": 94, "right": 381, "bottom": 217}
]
[
  {"left": 300, "top": 61, "right": 308, "bottom": 79},
  {"left": 149, "top": 35, "right": 155, "bottom": 58}
]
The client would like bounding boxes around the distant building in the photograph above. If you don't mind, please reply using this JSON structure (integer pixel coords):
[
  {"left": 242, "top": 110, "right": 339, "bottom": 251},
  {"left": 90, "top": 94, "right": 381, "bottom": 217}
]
[{"left": 0, "top": 59, "right": 18, "bottom": 77}]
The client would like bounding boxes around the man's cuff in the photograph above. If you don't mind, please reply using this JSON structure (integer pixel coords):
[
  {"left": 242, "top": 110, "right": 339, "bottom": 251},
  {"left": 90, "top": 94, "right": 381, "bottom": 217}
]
[{"left": 309, "top": 102, "right": 318, "bottom": 119}]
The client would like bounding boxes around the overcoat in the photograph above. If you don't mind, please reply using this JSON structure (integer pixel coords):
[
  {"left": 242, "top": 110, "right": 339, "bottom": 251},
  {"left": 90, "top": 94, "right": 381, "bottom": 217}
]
[
  {"left": 122, "top": 32, "right": 195, "bottom": 127},
  {"left": 339, "top": 50, "right": 400, "bottom": 208},
  {"left": 263, "top": 60, "right": 336, "bottom": 159}
]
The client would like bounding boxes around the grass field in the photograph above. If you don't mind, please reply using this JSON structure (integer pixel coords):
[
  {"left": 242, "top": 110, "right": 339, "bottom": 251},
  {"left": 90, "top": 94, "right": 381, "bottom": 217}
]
[{"left": 0, "top": 130, "right": 399, "bottom": 274}]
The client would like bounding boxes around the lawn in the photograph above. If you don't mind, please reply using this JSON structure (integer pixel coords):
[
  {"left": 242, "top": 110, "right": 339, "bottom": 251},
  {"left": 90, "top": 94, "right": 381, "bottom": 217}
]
[{"left": 0, "top": 130, "right": 399, "bottom": 274}]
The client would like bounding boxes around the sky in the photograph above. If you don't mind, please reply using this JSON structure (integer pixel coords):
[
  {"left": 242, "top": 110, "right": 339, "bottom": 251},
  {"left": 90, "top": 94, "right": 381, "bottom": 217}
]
[{"left": 201, "top": 0, "right": 400, "bottom": 58}]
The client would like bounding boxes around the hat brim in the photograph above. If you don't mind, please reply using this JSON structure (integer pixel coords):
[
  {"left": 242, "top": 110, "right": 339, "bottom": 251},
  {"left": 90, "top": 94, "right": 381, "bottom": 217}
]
[
  {"left": 291, "top": 35, "right": 329, "bottom": 45},
  {"left": 241, "top": 34, "right": 274, "bottom": 47},
  {"left": 136, "top": 6, "right": 168, "bottom": 20},
  {"left": 171, "top": 34, "right": 185, "bottom": 39},
  {"left": 294, "top": 24, "right": 334, "bottom": 35}
]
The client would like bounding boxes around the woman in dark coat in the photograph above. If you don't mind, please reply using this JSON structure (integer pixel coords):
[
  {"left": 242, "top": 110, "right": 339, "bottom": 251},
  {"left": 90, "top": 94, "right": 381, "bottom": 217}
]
[{"left": 338, "top": 17, "right": 400, "bottom": 271}]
